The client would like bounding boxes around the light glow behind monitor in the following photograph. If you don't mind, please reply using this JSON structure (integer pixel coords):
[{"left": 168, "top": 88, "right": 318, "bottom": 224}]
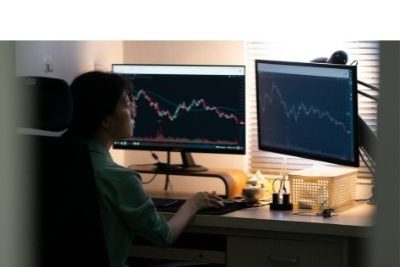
[
  {"left": 112, "top": 64, "right": 246, "bottom": 170},
  {"left": 255, "top": 60, "right": 359, "bottom": 167}
]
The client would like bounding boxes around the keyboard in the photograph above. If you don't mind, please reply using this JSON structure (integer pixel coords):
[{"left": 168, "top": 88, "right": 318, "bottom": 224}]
[{"left": 151, "top": 197, "right": 248, "bottom": 215}]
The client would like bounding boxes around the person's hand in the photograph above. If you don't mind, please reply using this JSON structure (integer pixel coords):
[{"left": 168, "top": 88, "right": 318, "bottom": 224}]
[
  {"left": 168, "top": 191, "right": 225, "bottom": 242},
  {"left": 185, "top": 191, "right": 225, "bottom": 212}
]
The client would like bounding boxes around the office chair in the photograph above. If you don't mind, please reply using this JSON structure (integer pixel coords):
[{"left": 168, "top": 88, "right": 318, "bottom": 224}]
[
  {"left": 17, "top": 76, "right": 72, "bottom": 135},
  {"left": 17, "top": 76, "right": 110, "bottom": 267}
]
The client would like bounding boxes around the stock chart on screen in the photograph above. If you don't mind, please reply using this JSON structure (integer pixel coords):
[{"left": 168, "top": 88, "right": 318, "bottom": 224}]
[{"left": 113, "top": 65, "right": 246, "bottom": 154}]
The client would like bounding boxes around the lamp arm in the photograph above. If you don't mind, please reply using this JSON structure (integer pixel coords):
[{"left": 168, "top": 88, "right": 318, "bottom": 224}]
[
  {"left": 358, "top": 90, "right": 379, "bottom": 101},
  {"left": 358, "top": 80, "right": 379, "bottom": 91}
]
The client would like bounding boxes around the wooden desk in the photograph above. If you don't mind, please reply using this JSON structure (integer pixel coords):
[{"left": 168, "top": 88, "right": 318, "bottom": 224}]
[{"left": 130, "top": 202, "right": 374, "bottom": 267}]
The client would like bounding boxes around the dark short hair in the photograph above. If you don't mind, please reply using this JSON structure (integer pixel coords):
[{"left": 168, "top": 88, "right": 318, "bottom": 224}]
[{"left": 68, "top": 71, "right": 133, "bottom": 138}]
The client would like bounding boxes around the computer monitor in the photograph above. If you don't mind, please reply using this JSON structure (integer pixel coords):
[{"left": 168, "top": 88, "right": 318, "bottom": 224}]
[
  {"left": 112, "top": 64, "right": 246, "bottom": 172},
  {"left": 255, "top": 60, "right": 359, "bottom": 167}
]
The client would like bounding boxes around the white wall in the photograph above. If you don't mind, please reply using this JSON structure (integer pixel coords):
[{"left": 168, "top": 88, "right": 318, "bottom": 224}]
[
  {"left": 124, "top": 41, "right": 245, "bottom": 65},
  {"left": 16, "top": 41, "right": 123, "bottom": 83}
]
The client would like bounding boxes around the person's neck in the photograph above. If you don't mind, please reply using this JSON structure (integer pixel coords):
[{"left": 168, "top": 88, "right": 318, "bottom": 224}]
[{"left": 92, "top": 131, "right": 113, "bottom": 150}]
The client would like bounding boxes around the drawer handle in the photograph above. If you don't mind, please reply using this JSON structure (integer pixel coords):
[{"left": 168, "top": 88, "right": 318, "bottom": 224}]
[{"left": 268, "top": 255, "right": 298, "bottom": 264}]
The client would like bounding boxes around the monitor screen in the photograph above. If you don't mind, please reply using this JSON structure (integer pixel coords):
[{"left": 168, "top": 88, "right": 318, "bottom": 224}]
[
  {"left": 255, "top": 60, "right": 359, "bottom": 167},
  {"left": 112, "top": 64, "right": 246, "bottom": 171}
]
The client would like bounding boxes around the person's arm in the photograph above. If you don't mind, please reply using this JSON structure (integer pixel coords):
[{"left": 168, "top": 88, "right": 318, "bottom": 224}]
[{"left": 167, "top": 192, "right": 224, "bottom": 242}]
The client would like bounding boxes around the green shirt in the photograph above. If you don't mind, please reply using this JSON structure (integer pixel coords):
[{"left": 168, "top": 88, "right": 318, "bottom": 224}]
[{"left": 87, "top": 140, "right": 173, "bottom": 267}]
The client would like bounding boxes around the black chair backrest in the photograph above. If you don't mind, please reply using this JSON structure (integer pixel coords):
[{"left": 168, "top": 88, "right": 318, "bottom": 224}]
[
  {"left": 17, "top": 76, "right": 72, "bottom": 131},
  {"left": 35, "top": 136, "right": 110, "bottom": 267}
]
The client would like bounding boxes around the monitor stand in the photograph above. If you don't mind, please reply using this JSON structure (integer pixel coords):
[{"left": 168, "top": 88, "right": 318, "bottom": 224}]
[
  {"left": 154, "top": 152, "right": 208, "bottom": 172},
  {"left": 179, "top": 152, "right": 208, "bottom": 172},
  {"left": 130, "top": 163, "right": 247, "bottom": 198}
]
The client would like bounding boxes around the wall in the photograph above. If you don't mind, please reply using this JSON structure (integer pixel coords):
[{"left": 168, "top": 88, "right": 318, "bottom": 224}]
[
  {"left": 16, "top": 41, "right": 123, "bottom": 83},
  {"left": 124, "top": 41, "right": 244, "bottom": 65},
  {"left": 121, "top": 41, "right": 247, "bottom": 194},
  {"left": 16, "top": 41, "right": 124, "bottom": 83}
]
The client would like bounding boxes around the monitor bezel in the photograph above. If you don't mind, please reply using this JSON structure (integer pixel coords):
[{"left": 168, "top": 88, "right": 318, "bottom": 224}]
[
  {"left": 112, "top": 63, "right": 246, "bottom": 155},
  {"left": 255, "top": 59, "right": 359, "bottom": 167}
]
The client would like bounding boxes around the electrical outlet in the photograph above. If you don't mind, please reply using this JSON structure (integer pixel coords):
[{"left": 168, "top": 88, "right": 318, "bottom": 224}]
[{"left": 42, "top": 55, "right": 54, "bottom": 73}]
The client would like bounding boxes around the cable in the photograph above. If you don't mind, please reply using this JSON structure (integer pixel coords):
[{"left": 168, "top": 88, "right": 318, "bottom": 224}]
[
  {"left": 279, "top": 157, "right": 288, "bottom": 194},
  {"left": 358, "top": 147, "right": 375, "bottom": 203},
  {"left": 128, "top": 163, "right": 155, "bottom": 168},
  {"left": 165, "top": 176, "right": 173, "bottom": 190},
  {"left": 359, "top": 147, "right": 376, "bottom": 176},
  {"left": 150, "top": 151, "right": 173, "bottom": 191},
  {"left": 151, "top": 151, "right": 160, "bottom": 162},
  {"left": 142, "top": 173, "right": 158, "bottom": 184},
  {"left": 350, "top": 60, "right": 358, "bottom": 66},
  {"left": 127, "top": 151, "right": 162, "bottom": 169},
  {"left": 358, "top": 80, "right": 379, "bottom": 92}
]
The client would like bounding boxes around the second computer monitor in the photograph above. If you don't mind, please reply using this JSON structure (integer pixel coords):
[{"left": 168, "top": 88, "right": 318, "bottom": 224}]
[{"left": 255, "top": 60, "right": 359, "bottom": 167}]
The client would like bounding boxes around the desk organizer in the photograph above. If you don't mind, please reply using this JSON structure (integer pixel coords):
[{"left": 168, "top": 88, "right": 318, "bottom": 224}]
[{"left": 288, "top": 166, "right": 357, "bottom": 210}]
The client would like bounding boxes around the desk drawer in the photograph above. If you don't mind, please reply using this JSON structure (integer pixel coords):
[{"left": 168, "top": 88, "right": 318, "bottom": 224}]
[
  {"left": 227, "top": 236, "right": 346, "bottom": 267},
  {"left": 130, "top": 245, "right": 225, "bottom": 264}
]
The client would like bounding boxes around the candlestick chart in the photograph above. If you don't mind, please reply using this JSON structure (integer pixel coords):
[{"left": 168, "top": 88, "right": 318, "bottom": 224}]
[{"left": 129, "top": 74, "right": 245, "bottom": 150}]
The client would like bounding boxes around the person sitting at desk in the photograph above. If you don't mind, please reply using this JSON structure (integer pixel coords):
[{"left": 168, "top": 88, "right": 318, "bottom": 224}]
[{"left": 65, "top": 71, "right": 224, "bottom": 267}]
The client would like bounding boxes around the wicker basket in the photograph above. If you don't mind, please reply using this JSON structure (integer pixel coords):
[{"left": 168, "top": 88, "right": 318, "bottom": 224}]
[{"left": 288, "top": 166, "right": 357, "bottom": 210}]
